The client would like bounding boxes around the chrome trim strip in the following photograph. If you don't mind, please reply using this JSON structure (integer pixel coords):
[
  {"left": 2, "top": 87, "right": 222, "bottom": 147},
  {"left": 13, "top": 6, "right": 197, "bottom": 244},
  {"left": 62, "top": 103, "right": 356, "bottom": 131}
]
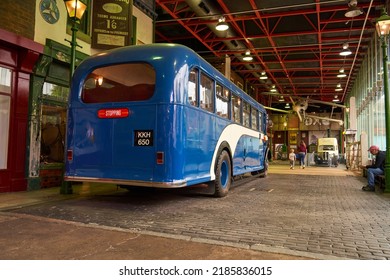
[{"left": 64, "top": 176, "right": 187, "bottom": 188}]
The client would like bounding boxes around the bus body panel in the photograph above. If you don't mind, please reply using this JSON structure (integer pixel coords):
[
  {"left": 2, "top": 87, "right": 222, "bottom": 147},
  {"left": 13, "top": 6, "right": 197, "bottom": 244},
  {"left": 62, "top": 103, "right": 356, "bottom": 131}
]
[
  {"left": 182, "top": 105, "right": 202, "bottom": 182},
  {"left": 67, "top": 104, "right": 159, "bottom": 181},
  {"left": 232, "top": 136, "right": 262, "bottom": 174},
  {"left": 208, "top": 124, "right": 264, "bottom": 179}
]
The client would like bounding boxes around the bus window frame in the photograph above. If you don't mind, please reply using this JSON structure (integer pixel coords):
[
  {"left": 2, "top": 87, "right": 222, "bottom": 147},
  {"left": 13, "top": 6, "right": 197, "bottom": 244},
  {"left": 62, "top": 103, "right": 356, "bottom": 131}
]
[
  {"left": 231, "top": 94, "right": 242, "bottom": 124},
  {"left": 243, "top": 101, "right": 251, "bottom": 128},
  {"left": 199, "top": 72, "right": 215, "bottom": 113},
  {"left": 81, "top": 62, "right": 156, "bottom": 104},
  {"left": 216, "top": 83, "right": 230, "bottom": 119},
  {"left": 188, "top": 68, "right": 199, "bottom": 107},
  {"left": 251, "top": 107, "right": 258, "bottom": 131},
  {"left": 259, "top": 111, "right": 264, "bottom": 132}
]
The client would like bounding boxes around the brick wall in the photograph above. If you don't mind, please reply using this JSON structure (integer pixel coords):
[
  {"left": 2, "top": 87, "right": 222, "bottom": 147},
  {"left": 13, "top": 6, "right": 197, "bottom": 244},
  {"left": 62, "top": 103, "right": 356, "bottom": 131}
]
[{"left": 0, "top": 0, "right": 35, "bottom": 39}]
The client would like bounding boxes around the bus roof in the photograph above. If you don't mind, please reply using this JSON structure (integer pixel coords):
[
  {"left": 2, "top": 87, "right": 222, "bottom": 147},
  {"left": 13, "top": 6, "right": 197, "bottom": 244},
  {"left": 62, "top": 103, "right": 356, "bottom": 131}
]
[{"left": 71, "top": 43, "right": 265, "bottom": 112}]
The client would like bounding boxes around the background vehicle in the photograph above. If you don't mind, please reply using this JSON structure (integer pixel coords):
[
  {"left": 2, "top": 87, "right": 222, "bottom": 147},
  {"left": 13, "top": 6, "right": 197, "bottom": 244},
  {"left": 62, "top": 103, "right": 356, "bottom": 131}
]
[
  {"left": 314, "top": 137, "right": 339, "bottom": 167},
  {"left": 65, "top": 44, "right": 269, "bottom": 197}
]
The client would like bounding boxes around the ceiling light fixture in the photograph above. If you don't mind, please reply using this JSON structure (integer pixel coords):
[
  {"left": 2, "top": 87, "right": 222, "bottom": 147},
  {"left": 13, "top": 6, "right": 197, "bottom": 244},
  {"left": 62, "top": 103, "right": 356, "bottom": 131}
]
[
  {"left": 285, "top": 103, "right": 290, "bottom": 109},
  {"left": 216, "top": 17, "right": 229, "bottom": 31},
  {"left": 242, "top": 50, "right": 253, "bottom": 61},
  {"left": 337, "top": 68, "right": 347, "bottom": 78},
  {"left": 335, "top": 83, "right": 343, "bottom": 92},
  {"left": 333, "top": 95, "right": 340, "bottom": 102},
  {"left": 270, "top": 85, "right": 277, "bottom": 92},
  {"left": 279, "top": 96, "right": 285, "bottom": 102},
  {"left": 339, "top": 43, "right": 352, "bottom": 56},
  {"left": 259, "top": 71, "right": 268, "bottom": 80},
  {"left": 345, "top": 0, "right": 363, "bottom": 18}
]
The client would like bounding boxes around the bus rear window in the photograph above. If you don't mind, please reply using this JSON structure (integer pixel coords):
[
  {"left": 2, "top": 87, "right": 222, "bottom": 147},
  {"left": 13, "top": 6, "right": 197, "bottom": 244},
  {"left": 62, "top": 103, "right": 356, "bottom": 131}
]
[{"left": 82, "top": 63, "right": 156, "bottom": 103}]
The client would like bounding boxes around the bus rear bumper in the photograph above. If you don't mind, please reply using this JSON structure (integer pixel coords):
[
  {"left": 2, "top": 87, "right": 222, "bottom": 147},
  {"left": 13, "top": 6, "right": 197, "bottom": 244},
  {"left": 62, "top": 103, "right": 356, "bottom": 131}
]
[{"left": 64, "top": 176, "right": 187, "bottom": 188}]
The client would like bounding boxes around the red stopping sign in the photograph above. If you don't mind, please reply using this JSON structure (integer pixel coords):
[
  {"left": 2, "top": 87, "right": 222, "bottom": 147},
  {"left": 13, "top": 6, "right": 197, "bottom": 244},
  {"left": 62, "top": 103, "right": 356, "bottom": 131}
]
[{"left": 98, "top": 108, "right": 129, "bottom": 118}]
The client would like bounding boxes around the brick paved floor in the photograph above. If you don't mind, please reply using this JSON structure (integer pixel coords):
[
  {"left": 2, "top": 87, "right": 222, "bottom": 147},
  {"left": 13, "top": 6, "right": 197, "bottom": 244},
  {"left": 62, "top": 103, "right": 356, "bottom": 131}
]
[{"left": 5, "top": 164, "right": 390, "bottom": 259}]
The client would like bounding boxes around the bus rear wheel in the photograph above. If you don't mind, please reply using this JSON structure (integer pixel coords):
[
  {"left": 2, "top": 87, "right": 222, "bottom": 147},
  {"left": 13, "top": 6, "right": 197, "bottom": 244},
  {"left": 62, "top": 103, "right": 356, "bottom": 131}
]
[
  {"left": 214, "top": 150, "right": 231, "bottom": 197},
  {"left": 260, "top": 157, "right": 269, "bottom": 177}
]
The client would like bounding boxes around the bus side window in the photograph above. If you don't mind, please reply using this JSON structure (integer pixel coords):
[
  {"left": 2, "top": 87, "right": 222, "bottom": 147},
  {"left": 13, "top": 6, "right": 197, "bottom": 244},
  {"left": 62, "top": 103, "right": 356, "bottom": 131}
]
[
  {"left": 188, "top": 68, "right": 199, "bottom": 107},
  {"left": 243, "top": 101, "right": 250, "bottom": 128},
  {"left": 232, "top": 95, "right": 242, "bottom": 124},
  {"left": 259, "top": 112, "right": 263, "bottom": 132},
  {"left": 200, "top": 73, "right": 214, "bottom": 113},
  {"left": 216, "top": 84, "right": 229, "bottom": 119},
  {"left": 251, "top": 108, "right": 258, "bottom": 130}
]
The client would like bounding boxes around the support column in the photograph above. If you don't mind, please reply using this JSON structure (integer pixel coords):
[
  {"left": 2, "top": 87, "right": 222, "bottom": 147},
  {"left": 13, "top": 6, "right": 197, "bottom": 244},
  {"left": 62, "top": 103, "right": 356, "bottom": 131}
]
[
  {"left": 224, "top": 55, "right": 231, "bottom": 80},
  {"left": 381, "top": 38, "right": 390, "bottom": 193}
]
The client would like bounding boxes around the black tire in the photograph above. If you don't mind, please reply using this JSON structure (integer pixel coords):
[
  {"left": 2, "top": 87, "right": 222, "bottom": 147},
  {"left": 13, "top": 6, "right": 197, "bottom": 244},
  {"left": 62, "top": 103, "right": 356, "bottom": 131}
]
[
  {"left": 214, "top": 150, "right": 232, "bottom": 197},
  {"left": 259, "top": 156, "right": 269, "bottom": 177}
]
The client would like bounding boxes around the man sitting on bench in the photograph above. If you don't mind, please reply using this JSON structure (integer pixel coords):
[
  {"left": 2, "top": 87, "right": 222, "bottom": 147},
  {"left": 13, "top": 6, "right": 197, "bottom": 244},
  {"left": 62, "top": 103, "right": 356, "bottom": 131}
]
[{"left": 362, "top": 145, "right": 386, "bottom": 192}]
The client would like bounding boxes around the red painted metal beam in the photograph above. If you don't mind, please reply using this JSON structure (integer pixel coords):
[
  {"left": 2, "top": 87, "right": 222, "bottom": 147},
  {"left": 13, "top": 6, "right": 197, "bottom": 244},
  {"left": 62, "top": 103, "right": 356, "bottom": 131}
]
[
  {"left": 156, "top": 0, "right": 224, "bottom": 57},
  {"left": 247, "top": 0, "right": 296, "bottom": 93}
]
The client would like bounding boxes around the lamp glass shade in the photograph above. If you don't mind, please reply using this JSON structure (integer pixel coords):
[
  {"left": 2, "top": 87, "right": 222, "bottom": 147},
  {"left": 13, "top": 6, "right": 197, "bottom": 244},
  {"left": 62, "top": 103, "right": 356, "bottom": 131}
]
[
  {"left": 65, "top": 0, "right": 87, "bottom": 20},
  {"left": 376, "top": 11, "right": 390, "bottom": 37}
]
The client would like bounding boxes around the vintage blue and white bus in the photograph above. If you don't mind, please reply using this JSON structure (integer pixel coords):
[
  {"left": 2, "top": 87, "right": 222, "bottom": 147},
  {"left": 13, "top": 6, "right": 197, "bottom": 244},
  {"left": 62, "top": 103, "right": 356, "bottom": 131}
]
[{"left": 65, "top": 44, "right": 269, "bottom": 197}]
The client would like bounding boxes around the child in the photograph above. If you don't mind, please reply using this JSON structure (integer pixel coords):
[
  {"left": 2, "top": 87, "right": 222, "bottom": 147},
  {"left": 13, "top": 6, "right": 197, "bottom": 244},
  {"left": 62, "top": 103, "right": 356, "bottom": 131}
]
[{"left": 289, "top": 148, "right": 296, "bottom": 170}]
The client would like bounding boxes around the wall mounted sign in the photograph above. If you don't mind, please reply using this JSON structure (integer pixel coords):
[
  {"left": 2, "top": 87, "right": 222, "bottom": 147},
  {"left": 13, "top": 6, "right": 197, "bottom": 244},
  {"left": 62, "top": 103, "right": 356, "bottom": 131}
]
[
  {"left": 289, "top": 132, "right": 297, "bottom": 144},
  {"left": 92, "top": 0, "right": 133, "bottom": 49},
  {"left": 39, "top": 0, "right": 60, "bottom": 24}
]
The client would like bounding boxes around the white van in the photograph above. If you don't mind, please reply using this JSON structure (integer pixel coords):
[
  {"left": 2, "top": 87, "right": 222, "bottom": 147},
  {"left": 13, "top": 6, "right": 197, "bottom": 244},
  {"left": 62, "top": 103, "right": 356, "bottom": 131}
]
[{"left": 315, "top": 138, "right": 339, "bottom": 166}]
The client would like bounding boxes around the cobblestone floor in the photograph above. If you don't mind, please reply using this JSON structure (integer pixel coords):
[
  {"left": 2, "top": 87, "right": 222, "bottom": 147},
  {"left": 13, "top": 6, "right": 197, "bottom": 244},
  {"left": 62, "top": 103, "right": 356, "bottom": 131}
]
[{"left": 5, "top": 165, "right": 390, "bottom": 260}]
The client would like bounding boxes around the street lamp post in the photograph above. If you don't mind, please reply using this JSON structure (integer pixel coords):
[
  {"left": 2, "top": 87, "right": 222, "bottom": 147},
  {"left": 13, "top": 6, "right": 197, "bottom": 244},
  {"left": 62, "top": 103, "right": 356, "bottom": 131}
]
[
  {"left": 64, "top": 0, "right": 87, "bottom": 79},
  {"left": 376, "top": 8, "right": 390, "bottom": 193},
  {"left": 61, "top": 0, "right": 87, "bottom": 194}
]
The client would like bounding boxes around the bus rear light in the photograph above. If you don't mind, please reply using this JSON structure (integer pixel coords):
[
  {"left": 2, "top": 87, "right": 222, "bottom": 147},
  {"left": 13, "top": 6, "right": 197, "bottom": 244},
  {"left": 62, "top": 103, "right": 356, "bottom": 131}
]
[
  {"left": 156, "top": 152, "right": 164, "bottom": 164},
  {"left": 67, "top": 150, "right": 73, "bottom": 161}
]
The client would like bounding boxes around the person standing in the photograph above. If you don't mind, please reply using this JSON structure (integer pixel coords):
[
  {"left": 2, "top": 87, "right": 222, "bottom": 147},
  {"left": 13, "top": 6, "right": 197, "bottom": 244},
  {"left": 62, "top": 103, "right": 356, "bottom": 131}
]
[
  {"left": 289, "top": 148, "right": 296, "bottom": 169},
  {"left": 362, "top": 145, "right": 385, "bottom": 192},
  {"left": 297, "top": 140, "right": 307, "bottom": 169}
]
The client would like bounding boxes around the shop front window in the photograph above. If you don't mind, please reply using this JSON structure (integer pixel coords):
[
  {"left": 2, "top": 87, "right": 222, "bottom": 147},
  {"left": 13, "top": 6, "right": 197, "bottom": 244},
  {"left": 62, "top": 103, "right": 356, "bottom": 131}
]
[
  {"left": 40, "top": 83, "right": 69, "bottom": 164},
  {"left": 0, "top": 67, "right": 11, "bottom": 169}
]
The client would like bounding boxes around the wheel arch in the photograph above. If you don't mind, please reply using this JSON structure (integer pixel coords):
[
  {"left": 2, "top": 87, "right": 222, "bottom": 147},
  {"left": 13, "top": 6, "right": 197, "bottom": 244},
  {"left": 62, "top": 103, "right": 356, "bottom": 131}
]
[{"left": 214, "top": 141, "right": 232, "bottom": 174}]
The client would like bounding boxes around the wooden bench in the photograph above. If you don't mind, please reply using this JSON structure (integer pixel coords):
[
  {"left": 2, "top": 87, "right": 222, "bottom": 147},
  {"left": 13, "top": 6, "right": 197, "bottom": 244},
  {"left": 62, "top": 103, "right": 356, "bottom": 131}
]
[
  {"left": 362, "top": 167, "right": 385, "bottom": 191},
  {"left": 377, "top": 174, "right": 385, "bottom": 190}
]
